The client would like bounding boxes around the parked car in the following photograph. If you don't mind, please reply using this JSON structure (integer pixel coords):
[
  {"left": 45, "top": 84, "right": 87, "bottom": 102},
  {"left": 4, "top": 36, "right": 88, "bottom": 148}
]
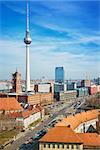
[
  {"left": 33, "top": 129, "right": 47, "bottom": 141},
  {"left": 18, "top": 142, "right": 35, "bottom": 150}
]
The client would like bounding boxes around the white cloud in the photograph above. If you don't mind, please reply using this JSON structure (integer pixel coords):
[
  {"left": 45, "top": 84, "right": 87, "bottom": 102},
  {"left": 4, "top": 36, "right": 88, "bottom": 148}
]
[{"left": 0, "top": 32, "right": 100, "bottom": 80}]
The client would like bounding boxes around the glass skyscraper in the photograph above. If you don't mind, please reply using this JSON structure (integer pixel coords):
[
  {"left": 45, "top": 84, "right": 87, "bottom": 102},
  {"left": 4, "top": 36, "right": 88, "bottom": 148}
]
[{"left": 55, "top": 67, "right": 64, "bottom": 83}]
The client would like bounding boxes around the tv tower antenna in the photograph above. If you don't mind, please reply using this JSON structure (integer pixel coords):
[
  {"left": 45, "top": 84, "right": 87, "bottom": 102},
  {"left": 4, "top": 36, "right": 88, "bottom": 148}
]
[{"left": 24, "top": 0, "right": 32, "bottom": 92}]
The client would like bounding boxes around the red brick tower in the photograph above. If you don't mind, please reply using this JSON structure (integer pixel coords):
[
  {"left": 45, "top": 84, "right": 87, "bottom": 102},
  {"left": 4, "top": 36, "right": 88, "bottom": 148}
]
[{"left": 11, "top": 71, "right": 21, "bottom": 94}]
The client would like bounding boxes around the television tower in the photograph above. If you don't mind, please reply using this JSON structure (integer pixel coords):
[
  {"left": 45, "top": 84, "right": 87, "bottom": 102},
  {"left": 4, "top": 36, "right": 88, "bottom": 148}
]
[{"left": 24, "top": 1, "right": 32, "bottom": 92}]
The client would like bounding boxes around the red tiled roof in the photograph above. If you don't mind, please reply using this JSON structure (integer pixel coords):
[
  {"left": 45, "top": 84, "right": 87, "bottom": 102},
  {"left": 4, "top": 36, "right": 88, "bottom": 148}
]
[
  {"left": 0, "top": 98, "right": 23, "bottom": 111},
  {"left": 8, "top": 112, "right": 22, "bottom": 118},
  {"left": 77, "top": 133, "right": 100, "bottom": 147},
  {"left": 39, "top": 126, "right": 83, "bottom": 143},
  {"left": 22, "top": 107, "right": 40, "bottom": 118},
  {"left": 8, "top": 107, "right": 42, "bottom": 119},
  {"left": 40, "top": 126, "right": 100, "bottom": 148},
  {"left": 56, "top": 109, "right": 99, "bottom": 130}
]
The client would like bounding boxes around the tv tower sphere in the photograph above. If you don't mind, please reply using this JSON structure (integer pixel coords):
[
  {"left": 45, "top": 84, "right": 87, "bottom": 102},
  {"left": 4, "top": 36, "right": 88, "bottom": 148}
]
[{"left": 24, "top": 31, "right": 32, "bottom": 44}]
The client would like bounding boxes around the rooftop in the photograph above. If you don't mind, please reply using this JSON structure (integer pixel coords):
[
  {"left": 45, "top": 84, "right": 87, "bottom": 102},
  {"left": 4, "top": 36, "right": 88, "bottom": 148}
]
[
  {"left": 40, "top": 126, "right": 82, "bottom": 143},
  {"left": 77, "top": 133, "right": 100, "bottom": 147},
  {"left": 0, "top": 98, "right": 23, "bottom": 111},
  {"left": 8, "top": 105, "right": 42, "bottom": 119},
  {"left": 56, "top": 109, "right": 99, "bottom": 130},
  {"left": 40, "top": 126, "right": 100, "bottom": 148}
]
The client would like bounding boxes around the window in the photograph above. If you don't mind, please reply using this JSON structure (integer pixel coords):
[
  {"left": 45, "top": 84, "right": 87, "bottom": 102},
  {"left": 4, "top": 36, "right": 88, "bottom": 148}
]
[
  {"left": 44, "top": 144, "right": 46, "bottom": 148},
  {"left": 62, "top": 144, "right": 64, "bottom": 148},
  {"left": 76, "top": 145, "right": 79, "bottom": 149},
  {"left": 52, "top": 144, "right": 55, "bottom": 148},
  {"left": 48, "top": 144, "right": 50, "bottom": 148},
  {"left": 57, "top": 144, "right": 59, "bottom": 148},
  {"left": 71, "top": 144, "right": 74, "bottom": 149},
  {"left": 67, "top": 144, "right": 69, "bottom": 149}
]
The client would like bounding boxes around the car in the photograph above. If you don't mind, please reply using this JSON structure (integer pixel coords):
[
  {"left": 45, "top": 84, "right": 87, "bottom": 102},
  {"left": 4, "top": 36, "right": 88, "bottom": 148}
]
[
  {"left": 18, "top": 143, "right": 27, "bottom": 149},
  {"left": 21, "top": 129, "right": 25, "bottom": 132},
  {"left": 18, "top": 143, "right": 35, "bottom": 150},
  {"left": 32, "top": 129, "right": 47, "bottom": 141}
]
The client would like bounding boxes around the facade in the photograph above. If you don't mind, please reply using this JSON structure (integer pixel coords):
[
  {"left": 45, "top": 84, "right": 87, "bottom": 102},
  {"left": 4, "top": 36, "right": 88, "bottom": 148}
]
[
  {"left": 16, "top": 107, "right": 44, "bottom": 128},
  {"left": 81, "top": 80, "right": 91, "bottom": 87},
  {"left": 0, "top": 114, "right": 17, "bottom": 131},
  {"left": 55, "top": 67, "right": 64, "bottom": 83},
  {"left": 97, "top": 77, "right": 100, "bottom": 85},
  {"left": 77, "top": 87, "right": 89, "bottom": 97},
  {"left": 97, "top": 85, "right": 100, "bottom": 93},
  {"left": 11, "top": 71, "right": 22, "bottom": 94},
  {"left": 34, "top": 83, "right": 51, "bottom": 93},
  {"left": 54, "top": 83, "right": 65, "bottom": 101},
  {"left": 0, "top": 81, "right": 12, "bottom": 93},
  {"left": 67, "top": 82, "right": 77, "bottom": 90},
  {"left": 60, "top": 90, "right": 77, "bottom": 101},
  {"left": 88, "top": 85, "right": 97, "bottom": 95},
  {"left": 77, "top": 81, "right": 82, "bottom": 88},
  {"left": 54, "top": 83, "right": 64, "bottom": 93},
  {"left": 18, "top": 93, "right": 53, "bottom": 106},
  {"left": 94, "top": 77, "right": 100, "bottom": 85}
]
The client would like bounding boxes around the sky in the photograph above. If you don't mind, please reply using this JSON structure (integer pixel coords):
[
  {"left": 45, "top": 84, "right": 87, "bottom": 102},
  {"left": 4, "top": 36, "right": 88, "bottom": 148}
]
[{"left": 0, "top": 0, "right": 100, "bottom": 80}]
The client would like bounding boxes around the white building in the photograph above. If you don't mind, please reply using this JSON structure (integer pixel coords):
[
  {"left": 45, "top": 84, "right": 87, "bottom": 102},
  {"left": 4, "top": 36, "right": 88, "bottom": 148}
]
[
  {"left": 56, "top": 109, "right": 99, "bottom": 133},
  {"left": 16, "top": 107, "right": 44, "bottom": 128}
]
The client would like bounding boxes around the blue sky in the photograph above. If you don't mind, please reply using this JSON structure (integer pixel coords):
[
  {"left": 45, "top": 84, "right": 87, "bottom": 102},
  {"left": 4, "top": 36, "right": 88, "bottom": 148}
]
[{"left": 0, "top": 0, "right": 100, "bottom": 80}]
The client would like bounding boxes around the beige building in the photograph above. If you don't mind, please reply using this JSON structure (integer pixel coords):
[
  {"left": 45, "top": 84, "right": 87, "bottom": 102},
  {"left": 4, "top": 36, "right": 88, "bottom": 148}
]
[
  {"left": 39, "top": 126, "right": 83, "bottom": 150},
  {"left": 39, "top": 126, "right": 100, "bottom": 150}
]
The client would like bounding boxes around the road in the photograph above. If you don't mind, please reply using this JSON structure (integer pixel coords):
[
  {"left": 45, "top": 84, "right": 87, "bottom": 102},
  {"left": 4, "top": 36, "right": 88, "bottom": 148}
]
[{"left": 4, "top": 99, "right": 83, "bottom": 150}]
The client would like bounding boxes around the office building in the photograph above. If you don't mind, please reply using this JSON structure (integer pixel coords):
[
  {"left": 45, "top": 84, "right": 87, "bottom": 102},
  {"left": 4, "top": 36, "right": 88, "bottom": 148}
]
[
  {"left": 55, "top": 67, "right": 64, "bottom": 83},
  {"left": 67, "top": 82, "right": 77, "bottom": 90},
  {"left": 96, "top": 77, "right": 100, "bottom": 85}
]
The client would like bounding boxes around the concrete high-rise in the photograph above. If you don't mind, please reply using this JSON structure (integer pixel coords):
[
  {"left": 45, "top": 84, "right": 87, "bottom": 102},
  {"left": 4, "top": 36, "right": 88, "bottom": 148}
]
[
  {"left": 24, "top": 1, "right": 32, "bottom": 92},
  {"left": 55, "top": 67, "right": 64, "bottom": 83}
]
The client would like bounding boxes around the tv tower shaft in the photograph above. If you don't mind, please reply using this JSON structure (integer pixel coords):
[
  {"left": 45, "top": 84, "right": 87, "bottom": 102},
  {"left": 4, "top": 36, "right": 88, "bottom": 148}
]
[{"left": 24, "top": 1, "right": 32, "bottom": 92}]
